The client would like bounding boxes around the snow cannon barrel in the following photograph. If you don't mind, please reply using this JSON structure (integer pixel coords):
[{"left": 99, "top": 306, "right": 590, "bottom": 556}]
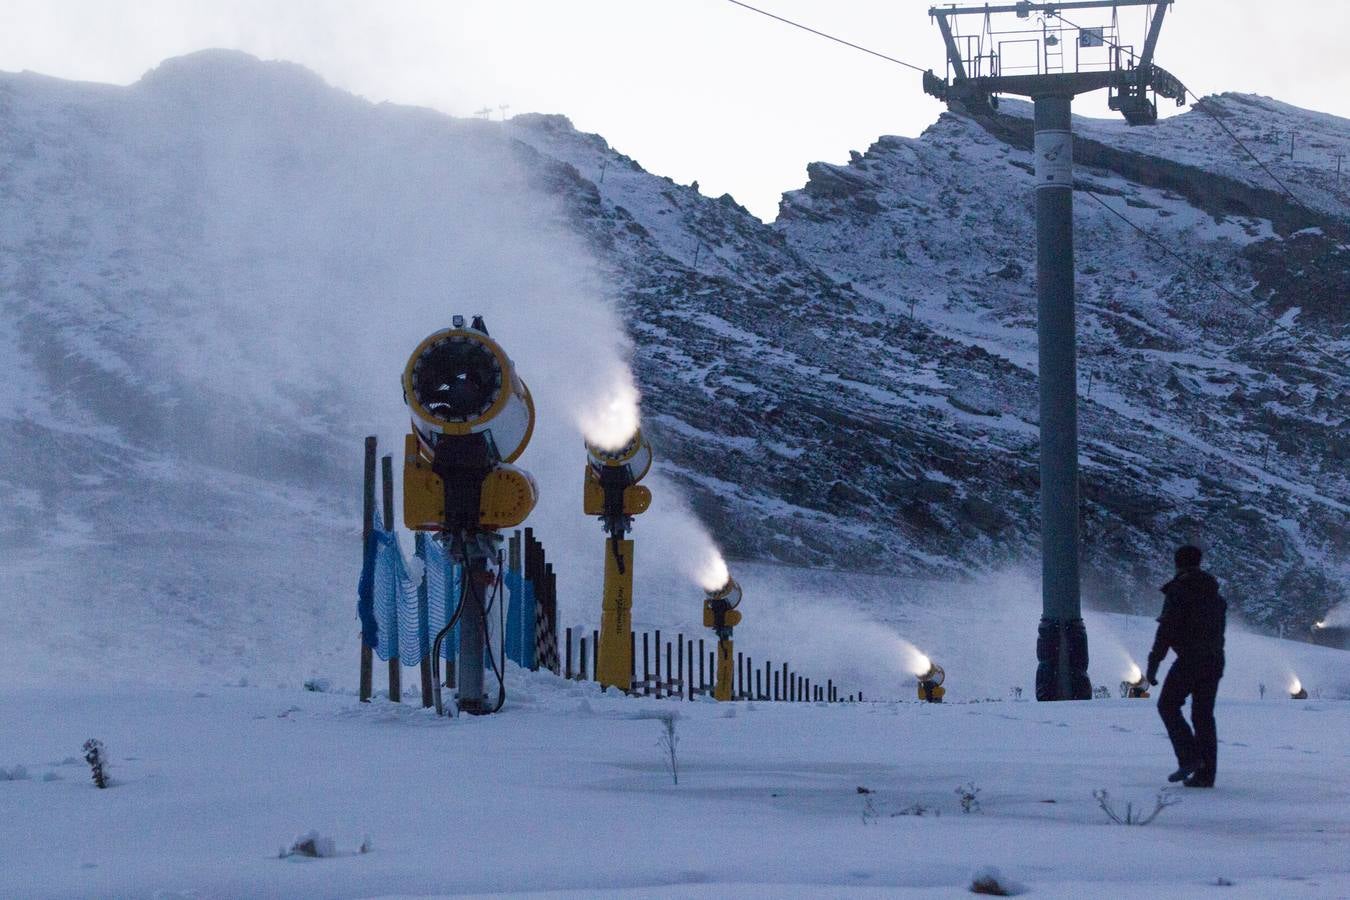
[
  {"left": 583, "top": 429, "right": 653, "bottom": 538},
  {"left": 703, "top": 577, "right": 743, "bottom": 638},
  {"left": 1121, "top": 675, "right": 1150, "bottom": 699},
  {"left": 1290, "top": 677, "right": 1308, "bottom": 700},
  {"left": 401, "top": 316, "right": 537, "bottom": 532},
  {"left": 916, "top": 661, "right": 945, "bottom": 703},
  {"left": 703, "top": 577, "right": 743, "bottom": 702},
  {"left": 403, "top": 317, "right": 534, "bottom": 462}
]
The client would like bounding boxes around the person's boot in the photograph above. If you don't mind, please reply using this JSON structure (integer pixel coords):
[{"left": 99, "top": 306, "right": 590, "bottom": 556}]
[
  {"left": 1167, "top": 762, "right": 1198, "bottom": 783},
  {"left": 1183, "top": 769, "right": 1214, "bottom": 788}
]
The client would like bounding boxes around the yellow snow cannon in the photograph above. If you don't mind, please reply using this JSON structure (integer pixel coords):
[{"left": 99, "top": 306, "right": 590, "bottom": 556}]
[
  {"left": 703, "top": 577, "right": 743, "bottom": 702},
  {"left": 584, "top": 430, "right": 653, "bottom": 692},
  {"left": 401, "top": 315, "right": 537, "bottom": 716},
  {"left": 1121, "top": 664, "right": 1150, "bottom": 699},
  {"left": 402, "top": 316, "right": 537, "bottom": 533},
  {"left": 916, "top": 661, "right": 946, "bottom": 703},
  {"left": 1290, "top": 676, "right": 1308, "bottom": 700}
]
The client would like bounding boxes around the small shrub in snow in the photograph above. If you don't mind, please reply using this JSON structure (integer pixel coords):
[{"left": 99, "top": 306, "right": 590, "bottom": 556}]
[
  {"left": 303, "top": 678, "right": 331, "bottom": 693},
  {"left": 82, "top": 739, "right": 108, "bottom": 789},
  {"left": 359, "top": 834, "right": 373, "bottom": 854},
  {"left": 956, "top": 781, "right": 982, "bottom": 814},
  {"left": 1092, "top": 685, "right": 1112, "bottom": 699},
  {"left": 281, "top": 831, "right": 337, "bottom": 858},
  {"left": 1093, "top": 788, "right": 1180, "bottom": 825},
  {"left": 1009, "top": 686, "right": 1023, "bottom": 700},
  {"left": 970, "top": 866, "right": 1025, "bottom": 895},
  {"left": 860, "top": 791, "right": 878, "bottom": 825},
  {"left": 0, "top": 764, "right": 30, "bottom": 781},
  {"left": 655, "top": 713, "right": 680, "bottom": 785}
]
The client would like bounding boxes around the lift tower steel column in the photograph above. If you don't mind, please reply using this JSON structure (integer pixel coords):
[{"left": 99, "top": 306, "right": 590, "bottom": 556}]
[{"left": 923, "top": 1, "right": 1185, "bottom": 700}]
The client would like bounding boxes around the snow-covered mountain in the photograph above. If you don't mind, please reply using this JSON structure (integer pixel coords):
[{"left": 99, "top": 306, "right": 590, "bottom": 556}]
[
  {"left": 508, "top": 94, "right": 1348, "bottom": 630},
  {"left": 1, "top": 52, "right": 1344, "bottom": 688}
]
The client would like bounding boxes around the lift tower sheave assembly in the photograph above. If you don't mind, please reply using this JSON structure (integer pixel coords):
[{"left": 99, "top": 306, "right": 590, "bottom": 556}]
[
  {"left": 923, "top": 1, "right": 1183, "bottom": 700},
  {"left": 402, "top": 315, "right": 538, "bottom": 715},
  {"left": 584, "top": 431, "right": 653, "bottom": 692}
]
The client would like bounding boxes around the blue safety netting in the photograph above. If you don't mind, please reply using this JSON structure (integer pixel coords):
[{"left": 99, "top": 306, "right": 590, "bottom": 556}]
[{"left": 357, "top": 522, "right": 464, "bottom": 666}]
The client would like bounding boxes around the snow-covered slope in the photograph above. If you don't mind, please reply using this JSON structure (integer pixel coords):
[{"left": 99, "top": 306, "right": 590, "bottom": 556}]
[
  {"left": 506, "top": 96, "right": 1348, "bottom": 632},
  {"left": 1, "top": 52, "right": 1345, "bottom": 693},
  {"left": 3, "top": 670, "right": 1347, "bottom": 897}
]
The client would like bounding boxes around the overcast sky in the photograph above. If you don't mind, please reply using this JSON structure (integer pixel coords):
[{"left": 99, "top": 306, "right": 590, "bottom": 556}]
[{"left": 3, "top": 0, "right": 1347, "bottom": 220}]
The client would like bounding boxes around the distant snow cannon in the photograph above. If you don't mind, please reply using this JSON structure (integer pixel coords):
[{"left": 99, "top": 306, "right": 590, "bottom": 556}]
[
  {"left": 703, "top": 577, "right": 743, "bottom": 702},
  {"left": 402, "top": 315, "right": 538, "bottom": 715},
  {"left": 1290, "top": 676, "right": 1308, "bottom": 700},
  {"left": 1118, "top": 662, "right": 1149, "bottom": 699},
  {"left": 915, "top": 658, "right": 945, "bottom": 703},
  {"left": 583, "top": 429, "right": 653, "bottom": 692}
]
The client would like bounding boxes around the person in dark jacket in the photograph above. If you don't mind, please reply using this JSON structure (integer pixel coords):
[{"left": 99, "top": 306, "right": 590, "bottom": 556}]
[{"left": 1146, "top": 544, "right": 1226, "bottom": 788}]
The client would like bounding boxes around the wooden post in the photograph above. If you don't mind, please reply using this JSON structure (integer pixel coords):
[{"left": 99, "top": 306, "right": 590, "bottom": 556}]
[
  {"left": 677, "top": 634, "right": 685, "bottom": 696},
  {"left": 764, "top": 660, "right": 770, "bottom": 700},
  {"left": 782, "top": 663, "right": 788, "bottom": 701},
  {"left": 755, "top": 668, "right": 762, "bottom": 700},
  {"left": 698, "top": 639, "right": 705, "bottom": 692},
  {"left": 565, "top": 627, "right": 573, "bottom": 680},
  {"left": 665, "top": 641, "right": 673, "bottom": 696},
  {"left": 654, "top": 629, "right": 662, "bottom": 698},
  {"left": 643, "top": 632, "right": 651, "bottom": 696},
  {"left": 736, "top": 652, "right": 744, "bottom": 700},
  {"left": 827, "top": 679, "right": 834, "bottom": 703},
  {"left": 686, "top": 639, "right": 695, "bottom": 700},
  {"left": 629, "top": 630, "right": 636, "bottom": 692},
  {"left": 360, "top": 436, "right": 376, "bottom": 703},
  {"left": 592, "top": 629, "right": 599, "bottom": 681},
  {"left": 772, "top": 670, "right": 779, "bottom": 701},
  {"left": 579, "top": 637, "right": 588, "bottom": 683},
  {"left": 381, "top": 454, "right": 401, "bottom": 703},
  {"left": 709, "top": 651, "right": 715, "bottom": 692}
]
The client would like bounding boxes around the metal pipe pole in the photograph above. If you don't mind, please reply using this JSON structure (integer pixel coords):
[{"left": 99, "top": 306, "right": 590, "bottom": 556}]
[{"left": 1033, "top": 93, "right": 1089, "bottom": 701}]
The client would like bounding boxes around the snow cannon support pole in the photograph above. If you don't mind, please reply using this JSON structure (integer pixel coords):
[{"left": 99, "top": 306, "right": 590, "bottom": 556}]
[
  {"left": 381, "top": 454, "right": 401, "bottom": 703},
  {"left": 1033, "top": 93, "right": 1090, "bottom": 702},
  {"left": 714, "top": 638, "right": 735, "bottom": 702},
  {"left": 360, "top": 436, "right": 376, "bottom": 703},
  {"left": 597, "top": 539, "right": 635, "bottom": 691}
]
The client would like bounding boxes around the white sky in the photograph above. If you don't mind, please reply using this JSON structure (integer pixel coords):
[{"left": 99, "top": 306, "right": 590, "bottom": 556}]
[{"left": 2, "top": 0, "right": 1347, "bottom": 220}]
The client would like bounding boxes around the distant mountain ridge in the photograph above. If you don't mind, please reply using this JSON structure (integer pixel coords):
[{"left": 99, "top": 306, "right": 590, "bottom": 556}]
[{"left": 1, "top": 52, "right": 1343, "bottom": 686}]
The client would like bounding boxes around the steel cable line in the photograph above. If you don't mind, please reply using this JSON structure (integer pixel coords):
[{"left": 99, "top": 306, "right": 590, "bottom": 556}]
[
  {"left": 1050, "top": 9, "right": 1348, "bottom": 223},
  {"left": 721, "top": 0, "right": 930, "bottom": 73},
  {"left": 722, "top": 1, "right": 1347, "bottom": 373}
]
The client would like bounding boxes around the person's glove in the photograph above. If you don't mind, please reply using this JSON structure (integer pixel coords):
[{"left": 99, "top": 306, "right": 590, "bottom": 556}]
[{"left": 1145, "top": 663, "right": 1158, "bottom": 686}]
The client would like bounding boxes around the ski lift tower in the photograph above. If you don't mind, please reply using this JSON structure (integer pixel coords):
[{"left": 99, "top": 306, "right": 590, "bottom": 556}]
[{"left": 922, "top": 1, "right": 1185, "bottom": 701}]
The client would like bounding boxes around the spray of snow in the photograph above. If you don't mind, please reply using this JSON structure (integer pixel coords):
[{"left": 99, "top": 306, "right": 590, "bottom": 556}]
[
  {"left": 575, "top": 367, "right": 642, "bottom": 453},
  {"left": 1316, "top": 602, "right": 1350, "bottom": 629}
]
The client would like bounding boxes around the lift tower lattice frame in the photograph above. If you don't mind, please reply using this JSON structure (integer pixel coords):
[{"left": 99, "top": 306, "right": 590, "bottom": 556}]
[{"left": 923, "top": 1, "right": 1184, "bottom": 701}]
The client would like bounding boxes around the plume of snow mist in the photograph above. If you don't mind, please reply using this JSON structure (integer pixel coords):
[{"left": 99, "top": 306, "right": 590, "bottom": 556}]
[
  {"left": 574, "top": 362, "right": 641, "bottom": 453},
  {"left": 695, "top": 545, "right": 730, "bottom": 593},
  {"left": 1317, "top": 602, "right": 1350, "bottom": 629}
]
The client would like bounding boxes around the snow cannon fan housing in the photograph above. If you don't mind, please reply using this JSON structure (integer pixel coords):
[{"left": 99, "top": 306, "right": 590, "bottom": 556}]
[
  {"left": 916, "top": 661, "right": 946, "bottom": 703},
  {"left": 582, "top": 429, "right": 653, "bottom": 535},
  {"left": 402, "top": 320, "right": 537, "bottom": 531},
  {"left": 703, "top": 578, "right": 743, "bottom": 639},
  {"left": 1121, "top": 675, "right": 1150, "bottom": 699}
]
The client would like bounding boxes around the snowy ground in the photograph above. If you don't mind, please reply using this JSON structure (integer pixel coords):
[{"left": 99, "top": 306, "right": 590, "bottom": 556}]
[{"left": 4, "top": 663, "right": 1347, "bottom": 899}]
